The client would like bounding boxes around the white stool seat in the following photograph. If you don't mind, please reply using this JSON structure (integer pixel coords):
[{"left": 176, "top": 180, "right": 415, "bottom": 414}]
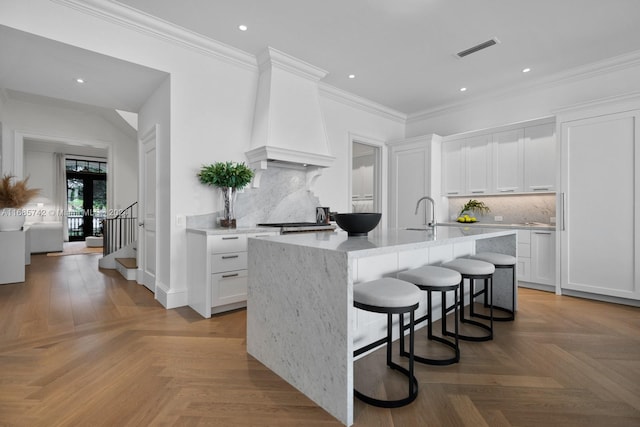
[
  {"left": 354, "top": 278, "right": 421, "bottom": 308},
  {"left": 398, "top": 266, "right": 461, "bottom": 289},
  {"left": 442, "top": 258, "right": 495, "bottom": 276},
  {"left": 470, "top": 252, "right": 516, "bottom": 266}
]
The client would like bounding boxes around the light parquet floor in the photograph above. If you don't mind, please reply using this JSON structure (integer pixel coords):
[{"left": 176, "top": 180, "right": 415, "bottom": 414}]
[{"left": 0, "top": 253, "right": 639, "bottom": 426}]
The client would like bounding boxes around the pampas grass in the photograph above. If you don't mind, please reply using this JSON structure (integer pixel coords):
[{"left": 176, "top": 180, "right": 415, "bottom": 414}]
[{"left": 0, "top": 174, "right": 40, "bottom": 209}]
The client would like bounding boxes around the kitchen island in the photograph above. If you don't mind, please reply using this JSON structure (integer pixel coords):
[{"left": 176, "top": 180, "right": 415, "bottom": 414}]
[{"left": 247, "top": 226, "right": 516, "bottom": 426}]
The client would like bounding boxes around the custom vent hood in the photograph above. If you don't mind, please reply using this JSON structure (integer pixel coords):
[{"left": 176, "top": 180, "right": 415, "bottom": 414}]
[{"left": 245, "top": 47, "right": 335, "bottom": 187}]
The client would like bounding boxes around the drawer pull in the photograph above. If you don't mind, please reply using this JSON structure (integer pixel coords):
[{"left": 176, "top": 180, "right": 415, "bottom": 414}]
[
  {"left": 221, "top": 255, "right": 239, "bottom": 259},
  {"left": 534, "top": 231, "right": 552, "bottom": 235},
  {"left": 471, "top": 190, "right": 485, "bottom": 194},
  {"left": 500, "top": 189, "right": 515, "bottom": 192},
  {"left": 222, "top": 273, "right": 239, "bottom": 278},
  {"left": 222, "top": 236, "right": 239, "bottom": 240}
]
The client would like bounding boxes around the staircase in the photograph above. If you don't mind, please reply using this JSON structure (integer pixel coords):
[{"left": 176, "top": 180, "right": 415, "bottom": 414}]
[
  {"left": 98, "top": 202, "right": 138, "bottom": 280},
  {"left": 115, "top": 257, "right": 137, "bottom": 280}
]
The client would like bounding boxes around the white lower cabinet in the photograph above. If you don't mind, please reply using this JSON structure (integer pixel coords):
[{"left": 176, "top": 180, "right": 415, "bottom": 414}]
[
  {"left": 516, "top": 230, "right": 531, "bottom": 282},
  {"left": 187, "top": 230, "right": 276, "bottom": 318},
  {"left": 517, "top": 229, "right": 556, "bottom": 288}
]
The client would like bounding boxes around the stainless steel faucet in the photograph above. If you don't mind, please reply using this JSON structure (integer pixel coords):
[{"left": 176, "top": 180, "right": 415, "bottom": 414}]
[{"left": 415, "top": 196, "right": 436, "bottom": 228}]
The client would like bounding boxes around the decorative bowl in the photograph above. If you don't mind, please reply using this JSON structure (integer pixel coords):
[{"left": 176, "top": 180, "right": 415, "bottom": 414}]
[{"left": 334, "top": 213, "right": 381, "bottom": 237}]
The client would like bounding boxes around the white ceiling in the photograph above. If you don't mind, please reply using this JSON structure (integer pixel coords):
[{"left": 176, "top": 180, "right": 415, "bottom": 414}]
[
  {"left": 117, "top": 0, "right": 640, "bottom": 114},
  {"left": 2, "top": 1, "right": 640, "bottom": 116},
  {"left": 0, "top": 24, "right": 167, "bottom": 113}
]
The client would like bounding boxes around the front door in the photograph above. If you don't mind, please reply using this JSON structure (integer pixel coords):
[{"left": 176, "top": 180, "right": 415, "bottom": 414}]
[{"left": 66, "top": 159, "right": 107, "bottom": 241}]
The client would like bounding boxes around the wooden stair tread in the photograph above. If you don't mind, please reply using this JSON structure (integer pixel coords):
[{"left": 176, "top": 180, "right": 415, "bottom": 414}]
[{"left": 115, "top": 258, "right": 137, "bottom": 269}]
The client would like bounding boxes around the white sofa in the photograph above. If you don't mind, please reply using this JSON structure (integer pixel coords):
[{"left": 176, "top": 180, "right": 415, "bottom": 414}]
[{"left": 28, "top": 222, "right": 63, "bottom": 253}]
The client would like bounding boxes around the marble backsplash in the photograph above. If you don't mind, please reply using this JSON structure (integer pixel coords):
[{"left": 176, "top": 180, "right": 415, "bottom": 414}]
[
  {"left": 187, "top": 166, "right": 322, "bottom": 228},
  {"left": 447, "top": 194, "right": 556, "bottom": 225}
]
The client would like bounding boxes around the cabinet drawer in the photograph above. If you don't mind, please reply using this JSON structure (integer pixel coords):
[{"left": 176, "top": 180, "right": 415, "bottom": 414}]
[
  {"left": 212, "top": 269, "right": 248, "bottom": 307},
  {"left": 210, "top": 234, "right": 247, "bottom": 253},
  {"left": 211, "top": 251, "right": 247, "bottom": 273}
]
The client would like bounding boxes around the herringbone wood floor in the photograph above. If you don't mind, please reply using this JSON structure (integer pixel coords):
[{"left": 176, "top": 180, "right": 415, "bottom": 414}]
[{"left": 1, "top": 253, "right": 639, "bottom": 426}]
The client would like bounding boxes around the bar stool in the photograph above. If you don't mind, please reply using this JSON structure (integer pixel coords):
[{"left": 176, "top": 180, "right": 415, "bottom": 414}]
[
  {"left": 398, "top": 265, "right": 462, "bottom": 365},
  {"left": 469, "top": 252, "right": 517, "bottom": 321},
  {"left": 441, "top": 258, "right": 495, "bottom": 342},
  {"left": 353, "top": 277, "right": 422, "bottom": 408}
]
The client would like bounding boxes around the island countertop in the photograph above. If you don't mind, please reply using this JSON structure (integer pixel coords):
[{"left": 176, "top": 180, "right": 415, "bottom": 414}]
[
  {"left": 246, "top": 226, "right": 516, "bottom": 426},
  {"left": 250, "top": 226, "right": 516, "bottom": 257}
]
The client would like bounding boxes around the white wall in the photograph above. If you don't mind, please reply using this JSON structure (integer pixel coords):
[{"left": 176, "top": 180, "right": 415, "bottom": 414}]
[
  {"left": 0, "top": 0, "right": 406, "bottom": 309},
  {"left": 3, "top": 96, "right": 137, "bottom": 210},
  {"left": 406, "top": 58, "right": 640, "bottom": 137}
]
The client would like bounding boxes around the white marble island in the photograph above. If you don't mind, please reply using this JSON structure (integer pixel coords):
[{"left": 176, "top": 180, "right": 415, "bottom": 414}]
[{"left": 247, "top": 226, "right": 516, "bottom": 426}]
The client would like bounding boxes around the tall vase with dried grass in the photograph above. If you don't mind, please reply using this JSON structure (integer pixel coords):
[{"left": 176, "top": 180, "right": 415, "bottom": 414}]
[{"left": 0, "top": 174, "right": 41, "bottom": 231}]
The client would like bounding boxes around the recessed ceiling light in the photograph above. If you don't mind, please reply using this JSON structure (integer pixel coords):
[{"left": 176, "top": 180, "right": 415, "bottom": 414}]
[
  {"left": 522, "top": 67, "right": 531, "bottom": 73},
  {"left": 460, "top": 87, "right": 467, "bottom": 92},
  {"left": 75, "top": 78, "right": 85, "bottom": 84},
  {"left": 238, "top": 24, "right": 248, "bottom": 31},
  {"left": 348, "top": 74, "right": 356, "bottom": 79}
]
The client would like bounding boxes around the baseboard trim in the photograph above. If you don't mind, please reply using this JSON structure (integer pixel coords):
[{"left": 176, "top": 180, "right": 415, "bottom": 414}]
[{"left": 154, "top": 280, "right": 188, "bottom": 309}]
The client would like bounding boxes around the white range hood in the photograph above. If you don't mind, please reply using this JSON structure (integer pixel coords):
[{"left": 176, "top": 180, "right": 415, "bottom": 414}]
[{"left": 246, "top": 47, "right": 335, "bottom": 187}]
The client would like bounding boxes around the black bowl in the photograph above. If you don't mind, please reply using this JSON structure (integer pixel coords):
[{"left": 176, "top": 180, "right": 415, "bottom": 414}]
[{"left": 334, "top": 213, "right": 382, "bottom": 237}]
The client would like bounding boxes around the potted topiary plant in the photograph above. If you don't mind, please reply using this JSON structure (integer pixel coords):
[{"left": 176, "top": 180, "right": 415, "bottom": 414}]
[
  {"left": 197, "top": 162, "right": 254, "bottom": 228},
  {"left": 0, "top": 174, "right": 40, "bottom": 231}
]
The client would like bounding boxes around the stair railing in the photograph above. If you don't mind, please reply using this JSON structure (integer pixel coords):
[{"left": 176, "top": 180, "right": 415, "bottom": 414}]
[{"left": 102, "top": 202, "right": 137, "bottom": 256}]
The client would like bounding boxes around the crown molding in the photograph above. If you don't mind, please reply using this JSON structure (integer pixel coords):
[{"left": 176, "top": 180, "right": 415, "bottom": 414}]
[
  {"left": 52, "top": 0, "right": 257, "bottom": 71},
  {"left": 408, "top": 49, "right": 640, "bottom": 124},
  {"left": 319, "top": 83, "right": 406, "bottom": 124}
]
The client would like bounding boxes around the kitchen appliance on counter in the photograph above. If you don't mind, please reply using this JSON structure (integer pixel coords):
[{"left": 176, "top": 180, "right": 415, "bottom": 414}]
[{"left": 257, "top": 222, "right": 336, "bottom": 234}]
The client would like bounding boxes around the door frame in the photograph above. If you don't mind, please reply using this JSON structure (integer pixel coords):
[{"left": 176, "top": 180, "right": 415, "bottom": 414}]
[{"left": 348, "top": 133, "right": 386, "bottom": 228}]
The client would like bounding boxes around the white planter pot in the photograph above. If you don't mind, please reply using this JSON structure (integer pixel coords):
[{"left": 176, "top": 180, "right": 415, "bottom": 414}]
[{"left": 0, "top": 208, "right": 26, "bottom": 231}]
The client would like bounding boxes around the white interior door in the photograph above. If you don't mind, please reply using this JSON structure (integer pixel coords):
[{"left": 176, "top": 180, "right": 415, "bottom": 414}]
[{"left": 140, "top": 127, "right": 157, "bottom": 293}]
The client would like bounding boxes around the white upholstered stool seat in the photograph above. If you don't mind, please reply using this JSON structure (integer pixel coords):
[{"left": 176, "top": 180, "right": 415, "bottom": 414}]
[
  {"left": 441, "top": 258, "right": 495, "bottom": 342},
  {"left": 353, "top": 278, "right": 421, "bottom": 408},
  {"left": 354, "top": 278, "right": 422, "bottom": 308},
  {"left": 469, "top": 252, "right": 517, "bottom": 321},
  {"left": 442, "top": 258, "right": 495, "bottom": 276},
  {"left": 470, "top": 252, "right": 516, "bottom": 266},
  {"left": 398, "top": 266, "right": 462, "bottom": 365},
  {"left": 399, "top": 266, "right": 461, "bottom": 290}
]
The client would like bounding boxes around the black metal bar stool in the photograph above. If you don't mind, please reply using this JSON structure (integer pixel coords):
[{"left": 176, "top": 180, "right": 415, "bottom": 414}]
[
  {"left": 469, "top": 252, "right": 517, "bottom": 321},
  {"left": 398, "top": 265, "right": 462, "bottom": 365},
  {"left": 353, "top": 277, "right": 422, "bottom": 408},
  {"left": 441, "top": 258, "right": 495, "bottom": 342}
]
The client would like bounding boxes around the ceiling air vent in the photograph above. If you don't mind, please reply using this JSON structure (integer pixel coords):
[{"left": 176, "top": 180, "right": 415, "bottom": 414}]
[{"left": 456, "top": 37, "right": 500, "bottom": 58}]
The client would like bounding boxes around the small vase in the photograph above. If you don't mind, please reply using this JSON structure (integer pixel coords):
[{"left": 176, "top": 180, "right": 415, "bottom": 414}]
[
  {"left": 220, "top": 187, "right": 237, "bottom": 228},
  {"left": 0, "top": 208, "right": 26, "bottom": 231}
]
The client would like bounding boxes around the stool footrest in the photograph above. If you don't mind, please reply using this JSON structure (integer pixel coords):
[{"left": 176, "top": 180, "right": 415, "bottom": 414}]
[{"left": 354, "top": 364, "right": 419, "bottom": 408}]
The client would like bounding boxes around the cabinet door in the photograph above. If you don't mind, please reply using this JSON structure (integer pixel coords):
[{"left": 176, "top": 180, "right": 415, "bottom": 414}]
[
  {"left": 465, "top": 135, "right": 492, "bottom": 195},
  {"left": 442, "top": 140, "right": 464, "bottom": 196},
  {"left": 493, "top": 129, "right": 524, "bottom": 193},
  {"left": 392, "top": 147, "right": 429, "bottom": 228},
  {"left": 530, "top": 231, "right": 555, "bottom": 285},
  {"left": 524, "top": 123, "right": 556, "bottom": 192},
  {"left": 561, "top": 110, "right": 640, "bottom": 300}
]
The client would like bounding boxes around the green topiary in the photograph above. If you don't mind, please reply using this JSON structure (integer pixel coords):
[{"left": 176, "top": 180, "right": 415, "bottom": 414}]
[{"left": 197, "top": 162, "right": 254, "bottom": 189}]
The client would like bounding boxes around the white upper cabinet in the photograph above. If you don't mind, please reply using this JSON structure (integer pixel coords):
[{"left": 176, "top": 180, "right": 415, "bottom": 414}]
[
  {"left": 442, "top": 139, "right": 464, "bottom": 196},
  {"left": 493, "top": 128, "right": 524, "bottom": 193},
  {"left": 465, "top": 134, "right": 492, "bottom": 195},
  {"left": 523, "top": 123, "right": 556, "bottom": 192},
  {"left": 441, "top": 118, "right": 556, "bottom": 196}
]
